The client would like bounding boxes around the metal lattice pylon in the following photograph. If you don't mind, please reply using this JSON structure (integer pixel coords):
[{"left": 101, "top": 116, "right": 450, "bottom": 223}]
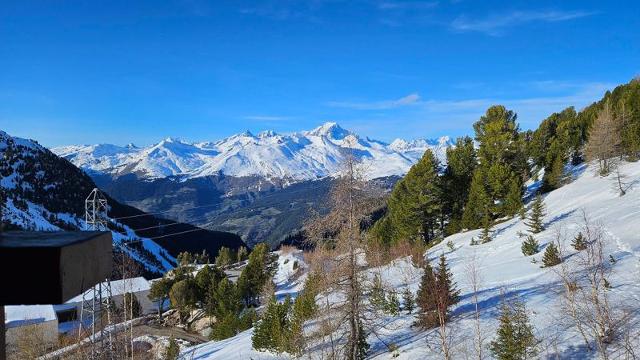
[
  {"left": 85, "top": 188, "right": 108, "bottom": 231},
  {"left": 78, "top": 279, "right": 117, "bottom": 359}
]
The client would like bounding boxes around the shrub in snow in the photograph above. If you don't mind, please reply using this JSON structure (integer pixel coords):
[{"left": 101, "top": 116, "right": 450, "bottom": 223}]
[
  {"left": 542, "top": 243, "right": 562, "bottom": 267},
  {"left": 446, "top": 240, "right": 455, "bottom": 251},
  {"left": 385, "top": 290, "right": 401, "bottom": 316},
  {"left": 571, "top": 232, "right": 587, "bottom": 251},
  {"left": 489, "top": 297, "right": 538, "bottom": 360},
  {"left": 402, "top": 287, "right": 415, "bottom": 314},
  {"left": 525, "top": 194, "right": 546, "bottom": 234},
  {"left": 521, "top": 235, "right": 540, "bottom": 256}
]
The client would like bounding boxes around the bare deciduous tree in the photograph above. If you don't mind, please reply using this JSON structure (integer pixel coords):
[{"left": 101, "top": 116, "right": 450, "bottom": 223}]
[
  {"left": 586, "top": 100, "right": 621, "bottom": 176},
  {"left": 465, "top": 251, "right": 485, "bottom": 360},
  {"left": 305, "top": 154, "right": 383, "bottom": 360},
  {"left": 552, "top": 211, "right": 637, "bottom": 359}
]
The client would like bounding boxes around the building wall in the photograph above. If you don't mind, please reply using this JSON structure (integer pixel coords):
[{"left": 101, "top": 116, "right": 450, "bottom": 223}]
[{"left": 66, "top": 289, "right": 157, "bottom": 321}]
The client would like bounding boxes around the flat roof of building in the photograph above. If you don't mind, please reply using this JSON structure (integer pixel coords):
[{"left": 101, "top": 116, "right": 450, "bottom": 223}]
[
  {"left": 0, "top": 231, "right": 106, "bottom": 248},
  {"left": 65, "top": 277, "right": 151, "bottom": 303},
  {"left": 5, "top": 305, "right": 57, "bottom": 329}
]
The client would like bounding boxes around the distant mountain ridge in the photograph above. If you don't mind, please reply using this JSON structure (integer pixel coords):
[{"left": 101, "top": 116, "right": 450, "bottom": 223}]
[
  {"left": 0, "top": 130, "right": 246, "bottom": 276},
  {"left": 53, "top": 122, "right": 452, "bottom": 182}
]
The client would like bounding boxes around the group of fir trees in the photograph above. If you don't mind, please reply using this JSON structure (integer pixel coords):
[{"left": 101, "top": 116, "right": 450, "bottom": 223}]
[
  {"left": 374, "top": 79, "right": 640, "bottom": 247},
  {"left": 373, "top": 149, "right": 443, "bottom": 244},
  {"left": 416, "top": 254, "right": 459, "bottom": 329},
  {"left": 373, "top": 105, "right": 531, "bottom": 247},
  {"left": 369, "top": 274, "right": 412, "bottom": 315},
  {"left": 215, "top": 246, "right": 249, "bottom": 267},
  {"left": 528, "top": 107, "right": 582, "bottom": 191},
  {"left": 372, "top": 137, "right": 477, "bottom": 245},
  {"left": 252, "top": 274, "right": 319, "bottom": 355},
  {"left": 148, "top": 244, "right": 276, "bottom": 340}
]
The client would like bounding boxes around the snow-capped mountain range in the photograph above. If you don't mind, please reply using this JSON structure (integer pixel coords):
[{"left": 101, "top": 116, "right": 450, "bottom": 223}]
[{"left": 53, "top": 122, "right": 452, "bottom": 181}]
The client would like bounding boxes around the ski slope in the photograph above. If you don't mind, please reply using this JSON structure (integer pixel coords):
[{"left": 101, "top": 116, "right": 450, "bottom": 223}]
[{"left": 179, "top": 160, "right": 640, "bottom": 359}]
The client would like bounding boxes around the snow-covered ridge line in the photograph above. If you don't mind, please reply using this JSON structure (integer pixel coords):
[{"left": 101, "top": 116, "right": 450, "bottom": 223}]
[{"left": 52, "top": 122, "right": 453, "bottom": 181}]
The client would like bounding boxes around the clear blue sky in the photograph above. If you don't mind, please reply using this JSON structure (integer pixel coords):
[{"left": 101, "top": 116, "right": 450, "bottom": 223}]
[{"left": 1, "top": 0, "right": 638, "bottom": 147}]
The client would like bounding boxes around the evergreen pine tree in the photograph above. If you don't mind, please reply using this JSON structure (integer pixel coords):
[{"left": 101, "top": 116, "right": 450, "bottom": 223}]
[
  {"left": 489, "top": 298, "right": 537, "bottom": 360},
  {"left": 237, "top": 243, "right": 278, "bottom": 306},
  {"left": 416, "top": 261, "right": 438, "bottom": 328},
  {"left": 542, "top": 243, "right": 562, "bottom": 267},
  {"left": 252, "top": 296, "right": 293, "bottom": 353},
  {"left": 473, "top": 105, "right": 529, "bottom": 219},
  {"left": 149, "top": 277, "right": 173, "bottom": 318},
  {"left": 442, "top": 136, "right": 477, "bottom": 234},
  {"left": 526, "top": 194, "right": 546, "bottom": 234},
  {"left": 385, "top": 290, "right": 400, "bottom": 316},
  {"left": 542, "top": 154, "right": 565, "bottom": 191},
  {"left": 370, "top": 274, "right": 386, "bottom": 309},
  {"left": 571, "top": 232, "right": 587, "bottom": 251},
  {"left": 401, "top": 287, "right": 415, "bottom": 313},
  {"left": 123, "top": 292, "right": 142, "bottom": 318},
  {"left": 521, "top": 235, "right": 540, "bottom": 256},
  {"left": 169, "top": 278, "right": 198, "bottom": 323},
  {"left": 356, "top": 320, "right": 369, "bottom": 360},
  {"left": 385, "top": 149, "right": 443, "bottom": 244},
  {"left": 435, "top": 254, "right": 460, "bottom": 308},
  {"left": 236, "top": 246, "right": 249, "bottom": 262},
  {"left": 195, "top": 264, "right": 225, "bottom": 302},
  {"left": 462, "top": 170, "right": 491, "bottom": 230},
  {"left": 215, "top": 247, "right": 234, "bottom": 267},
  {"left": 176, "top": 251, "right": 194, "bottom": 266},
  {"left": 480, "top": 213, "right": 492, "bottom": 244},
  {"left": 165, "top": 336, "right": 179, "bottom": 360},
  {"left": 503, "top": 178, "right": 524, "bottom": 217}
]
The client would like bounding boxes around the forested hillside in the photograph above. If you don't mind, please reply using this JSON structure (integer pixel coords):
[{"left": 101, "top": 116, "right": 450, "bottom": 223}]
[{"left": 372, "top": 78, "right": 640, "bottom": 246}]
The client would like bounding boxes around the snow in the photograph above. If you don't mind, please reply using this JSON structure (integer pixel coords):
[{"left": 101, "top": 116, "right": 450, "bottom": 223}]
[
  {"left": 180, "top": 160, "right": 640, "bottom": 359},
  {"left": 181, "top": 328, "right": 287, "bottom": 360},
  {"left": 65, "top": 277, "right": 150, "bottom": 303},
  {"left": 5, "top": 305, "right": 57, "bottom": 328},
  {"left": 52, "top": 122, "right": 453, "bottom": 181}
]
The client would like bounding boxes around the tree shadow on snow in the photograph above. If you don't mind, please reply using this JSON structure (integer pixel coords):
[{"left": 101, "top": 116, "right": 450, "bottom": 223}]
[
  {"left": 453, "top": 282, "right": 561, "bottom": 320},
  {"left": 545, "top": 209, "right": 577, "bottom": 229}
]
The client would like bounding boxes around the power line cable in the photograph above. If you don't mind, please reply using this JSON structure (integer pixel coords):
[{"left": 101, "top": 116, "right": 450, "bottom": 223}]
[{"left": 111, "top": 202, "right": 220, "bottom": 220}]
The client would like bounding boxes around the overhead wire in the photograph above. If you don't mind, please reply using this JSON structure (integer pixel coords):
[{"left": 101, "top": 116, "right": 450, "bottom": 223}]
[{"left": 111, "top": 202, "right": 220, "bottom": 220}]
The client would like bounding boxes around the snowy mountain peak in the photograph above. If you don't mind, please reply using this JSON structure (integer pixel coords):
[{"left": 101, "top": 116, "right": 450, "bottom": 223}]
[
  {"left": 307, "top": 122, "right": 350, "bottom": 140},
  {"left": 52, "top": 123, "right": 453, "bottom": 181},
  {"left": 436, "top": 135, "right": 450, "bottom": 145},
  {"left": 258, "top": 130, "right": 278, "bottom": 138},
  {"left": 163, "top": 137, "right": 177, "bottom": 143}
]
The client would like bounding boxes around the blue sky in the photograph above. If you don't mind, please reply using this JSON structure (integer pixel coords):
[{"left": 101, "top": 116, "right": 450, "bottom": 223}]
[{"left": 1, "top": 0, "right": 638, "bottom": 147}]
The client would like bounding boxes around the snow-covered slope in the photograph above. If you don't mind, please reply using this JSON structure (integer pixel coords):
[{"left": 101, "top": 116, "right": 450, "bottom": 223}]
[
  {"left": 53, "top": 123, "right": 452, "bottom": 181},
  {"left": 179, "top": 160, "right": 640, "bottom": 359},
  {"left": 0, "top": 130, "right": 175, "bottom": 274}
]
